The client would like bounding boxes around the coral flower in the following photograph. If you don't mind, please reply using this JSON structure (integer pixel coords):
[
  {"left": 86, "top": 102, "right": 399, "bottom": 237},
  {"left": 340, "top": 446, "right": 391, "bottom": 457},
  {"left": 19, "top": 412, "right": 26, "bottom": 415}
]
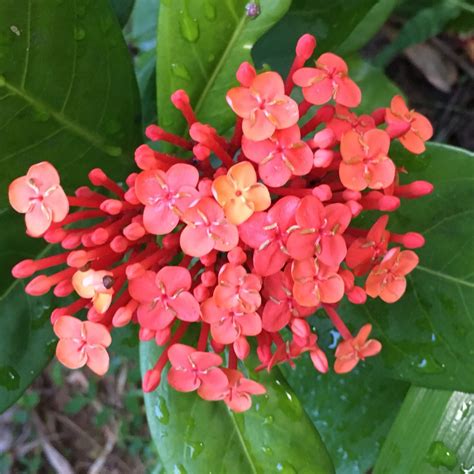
[
  {"left": 128, "top": 267, "right": 200, "bottom": 330},
  {"left": 72, "top": 269, "right": 114, "bottom": 314},
  {"left": 9, "top": 162, "right": 69, "bottom": 237},
  {"left": 291, "top": 258, "right": 344, "bottom": 307},
  {"left": 334, "top": 324, "right": 382, "bottom": 374},
  {"left": 326, "top": 105, "right": 375, "bottom": 140},
  {"left": 213, "top": 263, "right": 262, "bottom": 313},
  {"left": 340, "top": 129, "right": 395, "bottom": 191},
  {"left": 293, "top": 53, "right": 361, "bottom": 108},
  {"left": 134, "top": 163, "right": 199, "bottom": 235},
  {"left": 167, "top": 343, "right": 228, "bottom": 397},
  {"left": 241, "top": 125, "right": 313, "bottom": 187},
  {"left": 262, "top": 266, "right": 315, "bottom": 332},
  {"left": 287, "top": 195, "right": 352, "bottom": 266},
  {"left": 386, "top": 95, "right": 433, "bottom": 154},
  {"left": 201, "top": 298, "right": 262, "bottom": 344},
  {"left": 365, "top": 247, "right": 419, "bottom": 303},
  {"left": 212, "top": 162, "right": 271, "bottom": 225},
  {"left": 226, "top": 71, "right": 299, "bottom": 141},
  {"left": 239, "top": 196, "right": 300, "bottom": 276},
  {"left": 54, "top": 316, "right": 111, "bottom": 376},
  {"left": 180, "top": 197, "right": 239, "bottom": 257}
]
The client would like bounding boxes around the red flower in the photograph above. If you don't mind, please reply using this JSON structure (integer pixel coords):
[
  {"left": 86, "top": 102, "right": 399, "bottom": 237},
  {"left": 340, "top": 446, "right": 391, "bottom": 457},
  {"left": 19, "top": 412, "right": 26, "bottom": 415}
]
[
  {"left": 9, "top": 162, "right": 69, "bottom": 237},
  {"left": 326, "top": 105, "right": 375, "bottom": 140},
  {"left": 226, "top": 71, "right": 299, "bottom": 141},
  {"left": 128, "top": 267, "right": 200, "bottom": 330},
  {"left": 239, "top": 196, "right": 300, "bottom": 276},
  {"left": 287, "top": 195, "right": 352, "bottom": 266},
  {"left": 334, "top": 324, "right": 382, "bottom": 373},
  {"left": 262, "top": 266, "right": 315, "bottom": 332},
  {"left": 340, "top": 129, "right": 395, "bottom": 191},
  {"left": 386, "top": 95, "right": 433, "bottom": 154},
  {"left": 293, "top": 53, "right": 361, "bottom": 108},
  {"left": 167, "top": 343, "right": 228, "bottom": 397},
  {"left": 292, "top": 258, "right": 344, "bottom": 307},
  {"left": 365, "top": 247, "right": 419, "bottom": 303},
  {"left": 201, "top": 297, "right": 262, "bottom": 344},
  {"left": 213, "top": 263, "right": 262, "bottom": 313},
  {"left": 180, "top": 197, "right": 239, "bottom": 257},
  {"left": 241, "top": 125, "right": 313, "bottom": 187},
  {"left": 135, "top": 164, "right": 199, "bottom": 235}
]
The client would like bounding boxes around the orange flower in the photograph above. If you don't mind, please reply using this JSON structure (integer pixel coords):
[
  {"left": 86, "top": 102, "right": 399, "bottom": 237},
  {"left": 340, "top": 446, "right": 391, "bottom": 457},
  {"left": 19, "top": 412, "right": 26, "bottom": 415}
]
[
  {"left": 54, "top": 316, "right": 111, "bottom": 376},
  {"left": 72, "top": 269, "right": 114, "bottom": 314},
  {"left": 212, "top": 162, "right": 271, "bottom": 225}
]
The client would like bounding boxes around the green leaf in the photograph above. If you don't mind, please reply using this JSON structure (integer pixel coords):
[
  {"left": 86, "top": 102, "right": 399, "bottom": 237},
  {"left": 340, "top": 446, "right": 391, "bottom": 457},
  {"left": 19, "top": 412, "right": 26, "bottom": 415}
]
[
  {"left": 373, "top": 1, "right": 460, "bottom": 67},
  {"left": 110, "top": 0, "right": 136, "bottom": 27},
  {"left": 253, "top": 0, "right": 396, "bottom": 74},
  {"left": 0, "top": 0, "right": 141, "bottom": 210},
  {"left": 140, "top": 340, "right": 334, "bottom": 473},
  {"left": 346, "top": 143, "right": 474, "bottom": 392},
  {"left": 374, "top": 386, "right": 474, "bottom": 473},
  {"left": 156, "top": 0, "right": 291, "bottom": 135}
]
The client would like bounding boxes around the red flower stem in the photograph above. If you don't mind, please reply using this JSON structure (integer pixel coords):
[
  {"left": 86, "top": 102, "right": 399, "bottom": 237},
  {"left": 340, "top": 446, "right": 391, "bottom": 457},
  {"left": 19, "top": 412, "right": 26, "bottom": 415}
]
[
  {"left": 152, "top": 322, "right": 191, "bottom": 372},
  {"left": 298, "top": 100, "right": 312, "bottom": 117},
  {"left": 96, "top": 177, "right": 125, "bottom": 199},
  {"left": 67, "top": 196, "right": 104, "bottom": 208},
  {"left": 269, "top": 187, "right": 313, "bottom": 197},
  {"left": 55, "top": 298, "right": 89, "bottom": 318},
  {"left": 155, "top": 130, "right": 193, "bottom": 150},
  {"left": 153, "top": 150, "right": 188, "bottom": 165},
  {"left": 31, "top": 252, "right": 70, "bottom": 271},
  {"left": 271, "top": 332, "right": 285, "bottom": 346},
  {"left": 346, "top": 227, "right": 367, "bottom": 237},
  {"left": 55, "top": 210, "right": 105, "bottom": 226},
  {"left": 300, "top": 105, "right": 335, "bottom": 137},
  {"left": 228, "top": 346, "right": 237, "bottom": 369},
  {"left": 205, "top": 137, "right": 234, "bottom": 169},
  {"left": 47, "top": 267, "right": 76, "bottom": 287},
  {"left": 323, "top": 305, "right": 352, "bottom": 340},
  {"left": 197, "top": 323, "right": 210, "bottom": 351}
]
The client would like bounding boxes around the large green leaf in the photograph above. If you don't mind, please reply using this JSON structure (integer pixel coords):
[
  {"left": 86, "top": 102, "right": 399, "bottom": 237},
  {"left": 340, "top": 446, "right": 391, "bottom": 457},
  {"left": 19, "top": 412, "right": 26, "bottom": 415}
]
[
  {"left": 347, "top": 143, "right": 474, "bottom": 392},
  {"left": 156, "top": 0, "right": 291, "bottom": 135},
  {"left": 0, "top": 0, "right": 141, "bottom": 210},
  {"left": 253, "top": 0, "right": 396, "bottom": 74},
  {"left": 375, "top": 386, "right": 474, "bottom": 473},
  {"left": 140, "top": 340, "right": 334, "bottom": 473}
]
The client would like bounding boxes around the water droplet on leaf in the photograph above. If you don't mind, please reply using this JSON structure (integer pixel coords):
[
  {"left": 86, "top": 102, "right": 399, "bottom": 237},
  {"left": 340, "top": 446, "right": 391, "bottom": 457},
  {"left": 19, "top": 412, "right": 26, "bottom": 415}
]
[
  {"left": 0, "top": 366, "right": 20, "bottom": 391},
  {"left": 276, "top": 462, "right": 296, "bottom": 473},
  {"left": 427, "top": 441, "right": 457, "bottom": 470},
  {"left": 179, "top": 12, "right": 199, "bottom": 43},
  {"left": 415, "top": 354, "right": 445, "bottom": 374},
  {"left": 185, "top": 441, "right": 204, "bottom": 459},
  {"left": 171, "top": 63, "right": 191, "bottom": 81},
  {"left": 204, "top": 0, "right": 217, "bottom": 21},
  {"left": 0, "top": 75, "right": 5, "bottom": 87},
  {"left": 154, "top": 395, "right": 170, "bottom": 424},
  {"left": 105, "top": 146, "right": 122, "bottom": 157}
]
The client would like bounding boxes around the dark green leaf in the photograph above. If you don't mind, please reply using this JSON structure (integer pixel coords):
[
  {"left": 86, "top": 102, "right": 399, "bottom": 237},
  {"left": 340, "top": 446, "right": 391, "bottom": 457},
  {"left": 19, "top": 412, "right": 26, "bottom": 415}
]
[
  {"left": 253, "top": 0, "right": 396, "bottom": 74},
  {"left": 346, "top": 143, "right": 474, "bottom": 392},
  {"left": 110, "top": 0, "right": 136, "bottom": 27},
  {"left": 156, "top": 0, "right": 291, "bottom": 135},
  {"left": 0, "top": 0, "right": 141, "bottom": 210},
  {"left": 140, "top": 340, "right": 334, "bottom": 473},
  {"left": 375, "top": 386, "right": 474, "bottom": 473}
]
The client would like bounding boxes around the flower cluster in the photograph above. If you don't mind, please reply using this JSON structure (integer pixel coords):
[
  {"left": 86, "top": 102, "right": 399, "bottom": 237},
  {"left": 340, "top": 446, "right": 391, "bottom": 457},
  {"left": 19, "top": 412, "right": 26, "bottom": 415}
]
[{"left": 9, "top": 34, "right": 433, "bottom": 412}]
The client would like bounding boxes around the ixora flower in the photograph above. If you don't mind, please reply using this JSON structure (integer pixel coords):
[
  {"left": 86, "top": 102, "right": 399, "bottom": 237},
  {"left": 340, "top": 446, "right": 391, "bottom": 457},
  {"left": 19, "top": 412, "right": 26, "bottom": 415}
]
[{"left": 8, "top": 33, "right": 433, "bottom": 413}]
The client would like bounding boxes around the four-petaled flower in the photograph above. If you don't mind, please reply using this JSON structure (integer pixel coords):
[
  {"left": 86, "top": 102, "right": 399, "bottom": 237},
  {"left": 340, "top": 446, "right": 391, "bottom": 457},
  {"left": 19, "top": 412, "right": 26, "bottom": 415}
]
[
  {"left": 9, "top": 161, "right": 69, "bottom": 237},
  {"left": 293, "top": 53, "right": 361, "bottom": 108},
  {"left": 365, "top": 247, "right": 419, "bottom": 303},
  {"left": 242, "top": 125, "right": 313, "bottom": 187},
  {"left": 334, "top": 324, "right": 382, "bottom": 373},
  {"left": 128, "top": 267, "right": 200, "bottom": 330},
  {"left": 386, "top": 95, "right": 433, "bottom": 154},
  {"left": 226, "top": 71, "right": 299, "bottom": 141},
  {"left": 180, "top": 197, "right": 239, "bottom": 257},
  {"left": 326, "top": 105, "right": 375, "bottom": 140},
  {"left": 212, "top": 162, "right": 271, "bottom": 225},
  {"left": 340, "top": 129, "right": 395, "bottom": 191},
  {"left": 135, "top": 163, "right": 199, "bottom": 235},
  {"left": 72, "top": 269, "right": 115, "bottom": 314},
  {"left": 54, "top": 316, "right": 111, "bottom": 376}
]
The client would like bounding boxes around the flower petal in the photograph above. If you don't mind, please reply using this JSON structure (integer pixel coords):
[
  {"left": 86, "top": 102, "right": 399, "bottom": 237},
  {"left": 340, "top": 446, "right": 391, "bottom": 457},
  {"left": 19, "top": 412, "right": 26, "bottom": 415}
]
[
  {"left": 83, "top": 321, "right": 112, "bottom": 347},
  {"left": 226, "top": 87, "right": 259, "bottom": 118},
  {"left": 143, "top": 201, "right": 179, "bottom": 235},
  {"left": 56, "top": 339, "right": 87, "bottom": 370},
  {"left": 169, "top": 291, "right": 201, "bottom": 322},
  {"left": 243, "top": 109, "right": 275, "bottom": 141},
  {"left": 86, "top": 345, "right": 110, "bottom": 376}
]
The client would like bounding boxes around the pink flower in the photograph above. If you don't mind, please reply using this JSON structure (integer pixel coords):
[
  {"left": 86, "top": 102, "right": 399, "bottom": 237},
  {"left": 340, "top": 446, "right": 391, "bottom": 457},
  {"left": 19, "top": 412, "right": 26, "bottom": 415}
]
[
  {"left": 226, "top": 71, "right": 299, "bottom": 141},
  {"left": 334, "top": 324, "right": 382, "bottom": 373},
  {"left": 201, "top": 297, "right": 261, "bottom": 345},
  {"left": 180, "top": 197, "right": 239, "bottom": 257},
  {"left": 167, "top": 344, "right": 228, "bottom": 397},
  {"left": 326, "top": 105, "right": 375, "bottom": 140},
  {"left": 128, "top": 267, "right": 200, "bottom": 330},
  {"left": 213, "top": 263, "right": 262, "bottom": 313},
  {"left": 134, "top": 164, "right": 199, "bottom": 235},
  {"left": 239, "top": 196, "right": 300, "bottom": 276},
  {"left": 54, "top": 316, "right": 111, "bottom": 376},
  {"left": 365, "top": 247, "right": 419, "bottom": 303},
  {"left": 241, "top": 125, "right": 313, "bottom": 187},
  {"left": 340, "top": 129, "right": 395, "bottom": 191},
  {"left": 9, "top": 162, "right": 69, "bottom": 237},
  {"left": 262, "top": 266, "right": 315, "bottom": 332},
  {"left": 287, "top": 196, "right": 352, "bottom": 266},
  {"left": 292, "top": 258, "right": 344, "bottom": 307},
  {"left": 293, "top": 53, "right": 361, "bottom": 108}
]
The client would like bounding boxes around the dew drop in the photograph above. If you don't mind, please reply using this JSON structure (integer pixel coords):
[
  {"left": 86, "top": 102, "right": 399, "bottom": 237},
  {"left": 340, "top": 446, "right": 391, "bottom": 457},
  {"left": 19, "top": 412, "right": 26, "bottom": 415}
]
[
  {"left": 263, "top": 415, "right": 274, "bottom": 425},
  {"left": 9, "top": 25, "right": 21, "bottom": 36},
  {"left": 0, "top": 75, "right": 5, "bottom": 87},
  {"left": 276, "top": 462, "right": 297, "bottom": 473},
  {"left": 179, "top": 12, "right": 199, "bottom": 43},
  {"left": 0, "top": 366, "right": 20, "bottom": 391},
  {"left": 415, "top": 354, "right": 445, "bottom": 374},
  {"left": 171, "top": 63, "right": 191, "bottom": 81},
  {"left": 204, "top": 0, "right": 217, "bottom": 21},
  {"left": 185, "top": 441, "right": 204, "bottom": 460},
  {"left": 426, "top": 441, "right": 457, "bottom": 471},
  {"left": 154, "top": 395, "right": 170, "bottom": 425},
  {"left": 245, "top": 2, "right": 261, "bottom": 18},
  {"left": 105, "top": 145, "right": 122, "bottom": 157},
  {"left": 74, "top": 26, "right": 86, "bottom": 41},
  {"left": 261, "top": 446, "right": 273, "bottom": 455}
]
